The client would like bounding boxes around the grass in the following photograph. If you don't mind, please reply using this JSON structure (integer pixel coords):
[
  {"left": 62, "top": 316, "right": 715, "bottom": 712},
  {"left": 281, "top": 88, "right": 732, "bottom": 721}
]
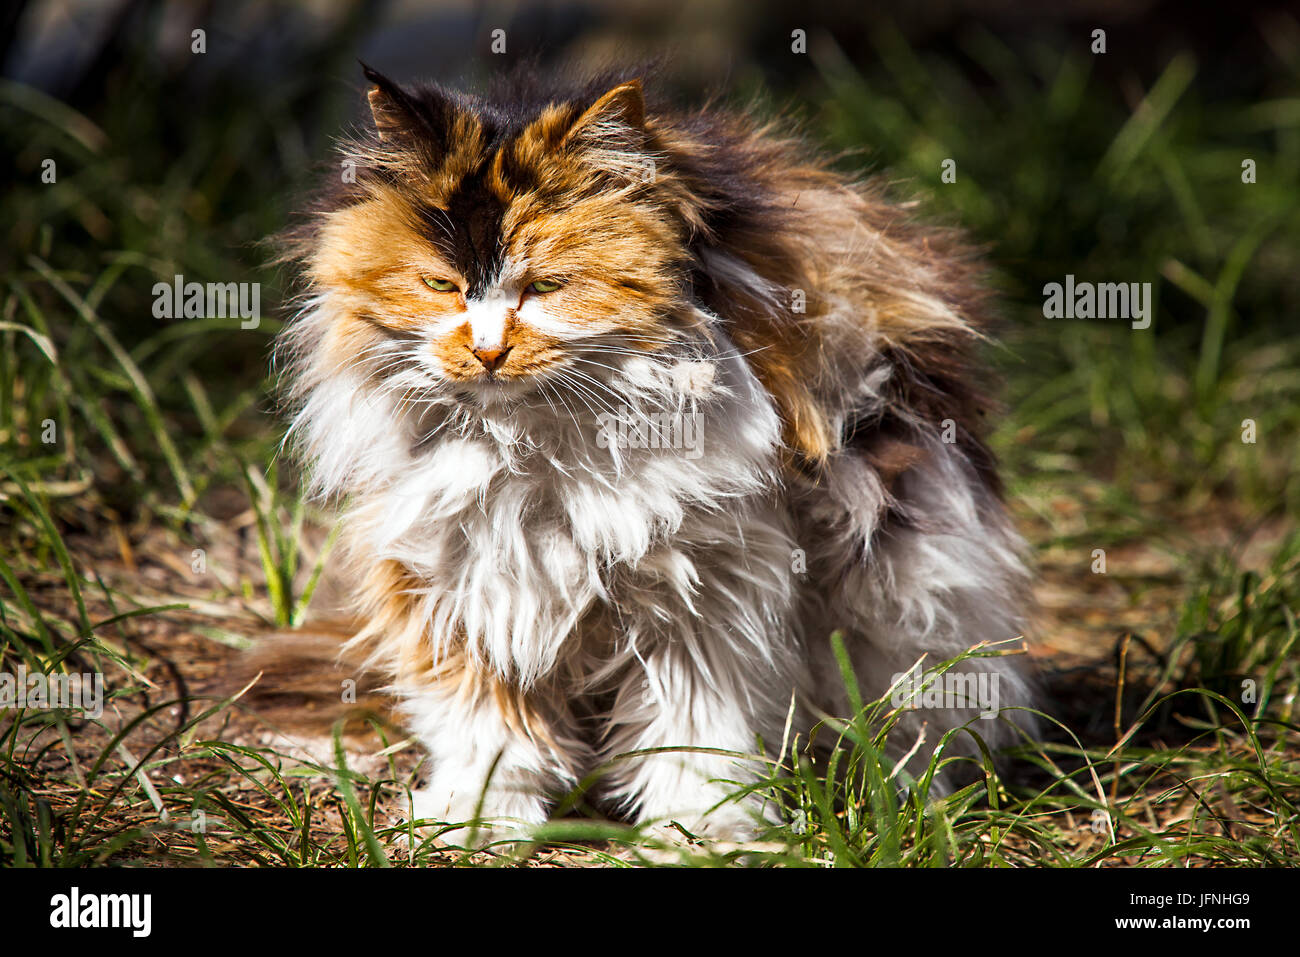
[{"left": 1, "top": 12, "right": 1298, "bottom": 866}]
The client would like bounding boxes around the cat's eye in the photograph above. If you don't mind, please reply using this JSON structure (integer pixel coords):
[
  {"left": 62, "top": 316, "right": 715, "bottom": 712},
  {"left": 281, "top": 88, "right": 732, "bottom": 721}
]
[
  {"left": 527, "top": 279, "right": 562, "bottom": 294},
  {"left": 422, "top": 276, "right": 458, "bottom": 292}
]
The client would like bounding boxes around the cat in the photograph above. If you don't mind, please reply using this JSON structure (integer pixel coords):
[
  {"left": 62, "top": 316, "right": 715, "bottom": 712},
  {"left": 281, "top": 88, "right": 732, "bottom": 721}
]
[{"left": 274, "top": 62, "right": 1037, "bottom": 844}]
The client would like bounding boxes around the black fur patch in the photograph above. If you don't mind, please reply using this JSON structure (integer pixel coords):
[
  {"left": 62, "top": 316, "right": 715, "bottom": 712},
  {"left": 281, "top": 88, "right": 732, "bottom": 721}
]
[{"left": 414, "top": 172, "right": 506, "bottom": 300}]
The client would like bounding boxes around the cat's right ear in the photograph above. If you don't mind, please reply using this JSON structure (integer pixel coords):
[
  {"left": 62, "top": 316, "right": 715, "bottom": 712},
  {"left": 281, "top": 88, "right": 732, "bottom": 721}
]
[{"left": 361, "top": 63, "right": 430, "bottom": 142}]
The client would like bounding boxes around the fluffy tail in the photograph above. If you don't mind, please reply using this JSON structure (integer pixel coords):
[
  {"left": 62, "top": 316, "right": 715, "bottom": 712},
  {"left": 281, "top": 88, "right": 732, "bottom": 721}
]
[{"left": 219, "top": 621, "right": 395, "bottom": 734}]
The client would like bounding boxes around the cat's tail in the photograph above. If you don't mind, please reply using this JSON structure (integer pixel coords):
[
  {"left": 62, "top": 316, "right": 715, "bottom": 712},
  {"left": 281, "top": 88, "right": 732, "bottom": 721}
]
[{"left": 218, "top": 621, "right": 395, "bottom": 734}]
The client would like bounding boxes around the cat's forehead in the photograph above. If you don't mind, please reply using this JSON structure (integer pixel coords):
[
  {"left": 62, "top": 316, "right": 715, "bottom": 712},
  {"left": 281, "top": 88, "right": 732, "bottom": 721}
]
[
  {"left": 411, "top": 152, "right": 508, "bottom": 300},
  {"left": 394, "top": 101, "right": 587, "bottom": 297},
  {"left": 362, "top": 71, "right": 643, "bottom": 298}
]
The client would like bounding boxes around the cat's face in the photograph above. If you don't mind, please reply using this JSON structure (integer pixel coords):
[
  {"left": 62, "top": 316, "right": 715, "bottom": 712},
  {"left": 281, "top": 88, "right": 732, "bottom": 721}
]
[{"left": 304, "top": 69, "right": 688, "bottom": 404}]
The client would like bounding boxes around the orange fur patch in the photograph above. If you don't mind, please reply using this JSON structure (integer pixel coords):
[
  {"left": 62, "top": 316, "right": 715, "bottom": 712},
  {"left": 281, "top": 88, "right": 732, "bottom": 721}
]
[{"left": 347, "top": 558, "right": 563, "bottom": 747}]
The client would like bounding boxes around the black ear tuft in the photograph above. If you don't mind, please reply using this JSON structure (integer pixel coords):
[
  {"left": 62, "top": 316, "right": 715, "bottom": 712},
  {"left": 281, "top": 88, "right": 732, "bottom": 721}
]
[
  {"left": 359, "top": 61, "right": 389, "bottom": 88},
  {"left": 360, "top": 61, "right": 427, "bottom": 141}
]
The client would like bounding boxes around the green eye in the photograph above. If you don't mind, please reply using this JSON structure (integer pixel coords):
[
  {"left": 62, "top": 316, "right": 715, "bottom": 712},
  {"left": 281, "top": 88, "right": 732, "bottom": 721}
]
[
  {"left": 422, "top": 276, "right": 457, "bottom": 292},
  {"left": 527, "top": 279, "right": 561, "bottom": 294}
]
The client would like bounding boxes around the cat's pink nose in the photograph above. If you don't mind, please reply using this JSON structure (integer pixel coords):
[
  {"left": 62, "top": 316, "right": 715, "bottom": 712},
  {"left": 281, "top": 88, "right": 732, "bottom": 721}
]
[{"left": 470, "top": 345, "right": 511, "bottom": 372}]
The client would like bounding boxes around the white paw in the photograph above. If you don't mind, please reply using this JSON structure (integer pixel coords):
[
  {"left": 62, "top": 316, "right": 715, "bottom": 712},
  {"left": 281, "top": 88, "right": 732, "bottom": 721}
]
[
  {"left": 400, "top": 786, "right": 545, "bottom": 849},
  {"left": 639, "top": 796, "right": 773, "bottom": 846},
  {"left": 629, "top": 809, "right": 780, "bottom": 865}
]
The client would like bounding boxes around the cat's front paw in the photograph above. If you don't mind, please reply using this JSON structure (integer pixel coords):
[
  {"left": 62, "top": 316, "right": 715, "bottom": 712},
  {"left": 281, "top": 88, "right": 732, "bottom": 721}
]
[
  {"left": 630, "top": 808, "right": 779, "bottom": 865},
  {"left": 400, "top": 786, "right": 546, "bottom": 850},
  {"left": 639, "top": 796, "right": 775, "bottom": 849}
]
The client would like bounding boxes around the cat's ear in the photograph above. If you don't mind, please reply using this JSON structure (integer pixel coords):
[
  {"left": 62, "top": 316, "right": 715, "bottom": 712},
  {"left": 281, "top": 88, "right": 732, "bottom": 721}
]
[
  {"left": 361, "top": 63, "right": 435, "bottom": 142},
  {"left": 563, "top": 80, "right": 646, "bottom": 148}
]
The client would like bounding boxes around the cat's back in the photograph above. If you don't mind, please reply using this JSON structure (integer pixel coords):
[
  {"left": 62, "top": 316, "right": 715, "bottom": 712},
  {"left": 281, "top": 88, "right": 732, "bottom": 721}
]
[{"left": 655, "top": 102, "right": 999, "bottom": 484}]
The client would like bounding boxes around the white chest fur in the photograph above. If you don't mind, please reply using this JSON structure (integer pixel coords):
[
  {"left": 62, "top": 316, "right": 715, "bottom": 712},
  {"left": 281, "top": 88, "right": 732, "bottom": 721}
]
[{"left": 290, "top": 318, "right": 787, "bottom": 686}]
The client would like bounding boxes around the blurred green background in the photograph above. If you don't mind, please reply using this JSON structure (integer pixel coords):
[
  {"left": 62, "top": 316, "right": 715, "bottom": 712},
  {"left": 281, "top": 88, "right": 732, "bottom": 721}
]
[{"left": 3, "top": 0, "right": 1297, "bottom": 529}]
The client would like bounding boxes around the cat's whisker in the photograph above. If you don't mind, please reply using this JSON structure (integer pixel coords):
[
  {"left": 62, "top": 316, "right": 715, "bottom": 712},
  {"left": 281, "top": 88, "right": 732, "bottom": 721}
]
[
  {"left": 538, "top": 380, "right": 583, "bottom": 434},
  {"left": 531, "top": 380, "right": 563, "bottom": 419},
  {"left": 548, "top": 371, "right": 610, "bottom": 423},
  {"left": 565, "top": 357, "right": 681, "bottom": 411},
  {"left": 549, "top": 365, "right": 627, "bottom": 418}
]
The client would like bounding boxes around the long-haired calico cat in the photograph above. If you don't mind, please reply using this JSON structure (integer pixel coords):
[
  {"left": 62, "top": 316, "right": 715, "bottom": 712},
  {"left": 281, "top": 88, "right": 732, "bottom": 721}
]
[{"left": 275, "top": 63, "right": 1037, "bottom": 843}]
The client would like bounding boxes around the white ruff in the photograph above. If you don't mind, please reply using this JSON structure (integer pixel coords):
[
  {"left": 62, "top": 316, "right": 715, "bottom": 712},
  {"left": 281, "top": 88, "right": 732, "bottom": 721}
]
[{"left": 280, "top": 295, "right": 1034, "bottom": 838}]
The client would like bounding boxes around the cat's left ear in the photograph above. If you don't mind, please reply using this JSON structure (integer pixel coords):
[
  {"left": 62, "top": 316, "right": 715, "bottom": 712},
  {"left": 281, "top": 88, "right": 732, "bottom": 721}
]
[
  {"left": 563, "top": 80, "right": 646, "bottom": 148},
  {"left": 361, "top": 62, "right": 452, "bottom": 151},
  {"left": 363, "top": 64, "right": 419, "bottom": 139}
]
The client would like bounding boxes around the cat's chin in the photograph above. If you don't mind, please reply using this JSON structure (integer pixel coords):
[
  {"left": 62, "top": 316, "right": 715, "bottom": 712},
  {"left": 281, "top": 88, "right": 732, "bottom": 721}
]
[
  {"left": 451, "top": 375, "right": 545, "bottom": 408},
  {"left": 446, "top": 362, "right": 607, "bottom": 412}
]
